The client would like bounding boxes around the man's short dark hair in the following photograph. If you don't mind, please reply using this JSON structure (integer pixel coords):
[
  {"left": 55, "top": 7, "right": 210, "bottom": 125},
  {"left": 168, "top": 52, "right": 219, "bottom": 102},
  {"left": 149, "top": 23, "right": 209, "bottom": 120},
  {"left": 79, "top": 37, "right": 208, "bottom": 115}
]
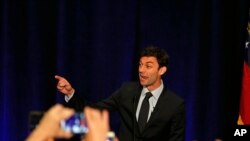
[{"left": 140, "top": 45, "right": 169, "bottom": 68}]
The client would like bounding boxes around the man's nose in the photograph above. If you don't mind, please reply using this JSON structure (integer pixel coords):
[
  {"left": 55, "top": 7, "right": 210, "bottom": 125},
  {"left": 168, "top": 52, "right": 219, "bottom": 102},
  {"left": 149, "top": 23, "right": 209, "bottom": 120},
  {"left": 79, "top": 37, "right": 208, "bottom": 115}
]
[{"left": 139, "top": 66, "right": 145, "bottom": 73}]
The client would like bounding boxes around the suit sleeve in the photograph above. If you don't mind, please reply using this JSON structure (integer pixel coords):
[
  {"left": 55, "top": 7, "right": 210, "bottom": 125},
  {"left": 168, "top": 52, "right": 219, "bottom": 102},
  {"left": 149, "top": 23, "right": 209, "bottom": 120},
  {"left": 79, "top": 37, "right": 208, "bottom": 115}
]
[
  {"left": 63, "top": 82, "right": 129, "bottom": 112},
  {"left": 169, "top": 101, "right": 186, "bottom": 141},
  {"left": 63, "top": 93, "right": 87, "bottom": 112},
  {"left": 64, "top": 87, "right": 121, "bottom": 112},
  {"left": 92, "top": 88, "right": 121, "bottom": 111}
]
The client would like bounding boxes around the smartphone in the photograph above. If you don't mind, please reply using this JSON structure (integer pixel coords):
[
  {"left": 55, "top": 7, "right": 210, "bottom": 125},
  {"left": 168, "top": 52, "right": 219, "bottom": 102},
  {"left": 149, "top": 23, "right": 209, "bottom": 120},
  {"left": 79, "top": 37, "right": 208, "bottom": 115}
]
[{"left": 60, "top": 112, "right": 88, "bottom": 134}]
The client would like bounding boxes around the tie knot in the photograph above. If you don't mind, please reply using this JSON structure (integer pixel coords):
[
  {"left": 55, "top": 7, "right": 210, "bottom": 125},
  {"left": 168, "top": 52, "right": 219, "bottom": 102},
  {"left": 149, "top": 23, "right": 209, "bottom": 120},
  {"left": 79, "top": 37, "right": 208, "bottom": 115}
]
[{"left": 145, "top": 92, "right": 152, "bottom": 100}]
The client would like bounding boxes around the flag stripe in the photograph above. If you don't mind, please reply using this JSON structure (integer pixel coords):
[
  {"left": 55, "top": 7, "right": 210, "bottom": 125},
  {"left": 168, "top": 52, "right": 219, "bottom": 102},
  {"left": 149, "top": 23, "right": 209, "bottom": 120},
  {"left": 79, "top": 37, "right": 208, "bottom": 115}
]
[
  {"left": 239, "top": 62, "right": 250, "bottom": 124},
  {"left": 238, "top": 9, "right": 250, "bottom": 125}
]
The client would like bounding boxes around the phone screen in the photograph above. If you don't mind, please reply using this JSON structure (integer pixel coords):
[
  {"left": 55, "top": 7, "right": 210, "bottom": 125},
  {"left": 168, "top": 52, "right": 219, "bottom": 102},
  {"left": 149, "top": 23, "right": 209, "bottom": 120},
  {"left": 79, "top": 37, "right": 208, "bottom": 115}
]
[{"left": 60, "top": 112, "right": 88, "bottom": 134}]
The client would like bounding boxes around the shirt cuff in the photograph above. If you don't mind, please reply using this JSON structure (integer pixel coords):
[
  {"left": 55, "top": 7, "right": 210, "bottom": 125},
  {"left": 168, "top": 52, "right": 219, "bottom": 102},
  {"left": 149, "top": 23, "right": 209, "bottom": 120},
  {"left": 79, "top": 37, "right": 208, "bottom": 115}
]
[{"left": 64, "top": 91, "right": 74, "bottom": 102}]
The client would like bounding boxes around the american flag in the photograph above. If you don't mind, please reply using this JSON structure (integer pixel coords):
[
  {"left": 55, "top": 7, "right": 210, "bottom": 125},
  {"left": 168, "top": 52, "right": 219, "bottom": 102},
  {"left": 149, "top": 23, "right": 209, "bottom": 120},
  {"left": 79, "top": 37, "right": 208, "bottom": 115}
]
[{"left": 238, "top": 9, "right": 250, "bottom": 125}]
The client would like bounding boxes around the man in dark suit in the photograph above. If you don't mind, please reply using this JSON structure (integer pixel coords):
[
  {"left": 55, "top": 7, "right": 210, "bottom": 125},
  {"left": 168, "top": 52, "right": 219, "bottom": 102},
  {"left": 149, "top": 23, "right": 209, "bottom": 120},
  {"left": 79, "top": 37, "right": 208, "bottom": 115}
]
[{"left": 55, "top": 46, "right": 185, "bottom": 141}]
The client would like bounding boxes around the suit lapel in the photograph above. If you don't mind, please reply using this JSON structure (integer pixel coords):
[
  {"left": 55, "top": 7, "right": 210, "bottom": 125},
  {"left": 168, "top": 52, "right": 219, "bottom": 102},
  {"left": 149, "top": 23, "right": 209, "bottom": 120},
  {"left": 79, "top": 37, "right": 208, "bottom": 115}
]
[
  {"left": 133, "top": 84, "right": 142, "bottom": 115},
  {"left": 133, "top": 84, "right": 143, "bottom": 135}
]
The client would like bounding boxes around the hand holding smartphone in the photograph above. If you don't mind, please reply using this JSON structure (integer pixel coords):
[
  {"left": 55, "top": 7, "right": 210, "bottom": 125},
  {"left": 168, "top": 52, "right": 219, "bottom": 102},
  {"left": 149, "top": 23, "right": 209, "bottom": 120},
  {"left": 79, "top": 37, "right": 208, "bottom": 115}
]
[
  {"left": 60, "top": 112, "right": 89, "bottom": 134},
  {"left": 61, "top": 112, "right": 116, "bottom": 141}
]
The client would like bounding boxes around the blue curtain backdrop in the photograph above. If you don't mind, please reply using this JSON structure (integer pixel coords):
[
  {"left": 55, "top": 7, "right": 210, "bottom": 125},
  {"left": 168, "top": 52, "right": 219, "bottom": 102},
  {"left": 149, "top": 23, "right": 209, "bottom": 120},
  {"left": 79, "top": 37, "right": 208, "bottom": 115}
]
[{"left": 0, "top": 0, "right": 249, "bottom": 140}]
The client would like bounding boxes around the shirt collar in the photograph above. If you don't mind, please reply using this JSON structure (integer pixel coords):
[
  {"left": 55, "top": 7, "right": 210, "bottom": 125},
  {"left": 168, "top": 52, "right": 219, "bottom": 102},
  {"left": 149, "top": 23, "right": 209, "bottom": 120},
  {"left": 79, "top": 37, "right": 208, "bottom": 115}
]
[{"left": 141, "top": 80, "right": 164, "bottom": 100}]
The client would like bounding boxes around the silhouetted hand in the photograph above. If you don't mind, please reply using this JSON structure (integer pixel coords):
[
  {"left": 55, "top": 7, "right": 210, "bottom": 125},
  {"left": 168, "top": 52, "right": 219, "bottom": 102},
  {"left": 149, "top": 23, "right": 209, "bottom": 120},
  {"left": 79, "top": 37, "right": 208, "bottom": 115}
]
[
  {"left": 26, "top": 104, "right": 74, "bottom": 141},
  {"left": 84, "top": 107, "right": 110, "bottom": 141}
]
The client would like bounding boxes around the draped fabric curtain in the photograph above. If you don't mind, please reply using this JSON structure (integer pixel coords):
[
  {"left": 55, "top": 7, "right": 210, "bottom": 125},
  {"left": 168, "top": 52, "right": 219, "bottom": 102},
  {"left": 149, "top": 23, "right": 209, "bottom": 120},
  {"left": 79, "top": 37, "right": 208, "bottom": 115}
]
[{"left": 0, "top": 0, "right": 249, "bottom": 140}]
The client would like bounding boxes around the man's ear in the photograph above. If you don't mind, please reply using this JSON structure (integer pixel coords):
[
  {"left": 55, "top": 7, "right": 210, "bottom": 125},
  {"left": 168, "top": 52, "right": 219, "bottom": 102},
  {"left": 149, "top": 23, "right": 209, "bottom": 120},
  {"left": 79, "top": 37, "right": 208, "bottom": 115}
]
[{"left": 159, "top": 66, "right": 167, "bottom": 75}]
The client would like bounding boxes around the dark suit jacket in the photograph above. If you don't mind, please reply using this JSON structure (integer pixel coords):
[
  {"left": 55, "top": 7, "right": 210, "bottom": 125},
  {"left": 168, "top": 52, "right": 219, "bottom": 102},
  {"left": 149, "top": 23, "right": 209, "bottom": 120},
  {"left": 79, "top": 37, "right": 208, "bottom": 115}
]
[{"left": 65, "top": 81, "right": 185, "bottom": 141}]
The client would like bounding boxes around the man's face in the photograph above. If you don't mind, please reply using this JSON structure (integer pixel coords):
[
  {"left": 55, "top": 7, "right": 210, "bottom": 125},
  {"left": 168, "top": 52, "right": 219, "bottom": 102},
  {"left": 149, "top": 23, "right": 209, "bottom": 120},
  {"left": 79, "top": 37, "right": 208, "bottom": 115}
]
[{"left": 138, "top": 56, "right": 166, "bottom": 90}]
